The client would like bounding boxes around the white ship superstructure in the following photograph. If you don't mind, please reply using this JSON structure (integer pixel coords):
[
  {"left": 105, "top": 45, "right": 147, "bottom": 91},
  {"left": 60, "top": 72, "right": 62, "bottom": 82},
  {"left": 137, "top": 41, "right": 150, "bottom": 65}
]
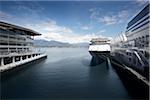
[
  {"left": 0, "top": 21, "right": 47, "bottom": 72},
  {"left": 89, "top": 38, "right": 111, "bottom": 53}
]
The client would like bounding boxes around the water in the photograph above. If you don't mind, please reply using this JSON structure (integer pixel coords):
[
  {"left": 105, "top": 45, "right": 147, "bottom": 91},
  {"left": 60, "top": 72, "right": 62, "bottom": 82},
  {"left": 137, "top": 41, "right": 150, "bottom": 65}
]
[{"left": 1, "top": 48, "right": 131, "bottom": 99}]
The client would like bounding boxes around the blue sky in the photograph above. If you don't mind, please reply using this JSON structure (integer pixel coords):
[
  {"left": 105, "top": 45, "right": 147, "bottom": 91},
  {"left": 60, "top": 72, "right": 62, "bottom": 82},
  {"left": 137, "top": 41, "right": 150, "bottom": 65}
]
[{"left": 0, "top": 0, "right": 148, "bottom": 43}]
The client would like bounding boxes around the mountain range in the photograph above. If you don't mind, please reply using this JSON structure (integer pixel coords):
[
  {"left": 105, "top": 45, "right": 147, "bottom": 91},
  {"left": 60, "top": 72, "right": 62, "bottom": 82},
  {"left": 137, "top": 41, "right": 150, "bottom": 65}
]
[{"left": 34, "top": 40, "right": 89, "bottom": 47}]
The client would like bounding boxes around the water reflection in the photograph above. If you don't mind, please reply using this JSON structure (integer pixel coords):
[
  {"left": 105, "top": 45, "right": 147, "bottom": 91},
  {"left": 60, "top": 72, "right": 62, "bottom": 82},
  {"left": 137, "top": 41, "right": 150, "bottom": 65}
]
[
  {"left": 90, "top": 56, "right": 105, "bottom": 66},
  {"left": 89, "top": 57, "right": 130, "bottom": 99},
  {"left": 1, "top": 58, "right": 47, "bottom": 81},
  {"left": 2, "top": 48, "right": 146, "bottom": 99},
  {"left": 89, "top": 56, "right": 149, "bottom": 100},
  {"left": 112, "top": 64, "right": 149, "bottom": 100}
]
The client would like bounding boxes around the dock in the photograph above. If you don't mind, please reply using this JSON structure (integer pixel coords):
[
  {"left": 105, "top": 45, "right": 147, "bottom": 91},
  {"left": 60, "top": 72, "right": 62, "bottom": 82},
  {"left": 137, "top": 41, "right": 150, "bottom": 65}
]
[
  {"left": 0, "top": 21, "right": 47, "bottom": 73},
  {"left": 0, "top": 53, "right": 47, "bottom": 72},
  {"left": 99, "top": 53, "right": 149, "bottom": 87}
]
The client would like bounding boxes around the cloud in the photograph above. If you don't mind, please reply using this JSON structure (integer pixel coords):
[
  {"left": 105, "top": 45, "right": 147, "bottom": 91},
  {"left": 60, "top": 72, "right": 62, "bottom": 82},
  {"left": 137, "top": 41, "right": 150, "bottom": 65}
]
[
  {"left": 89, "top": 8, "right": 101, "bottom": 20},
  {"left": 135, "top": 0, "right": 148, "bottom": 5},
  {"left": 118, "top": 10, "right": 129, "bottom": 18},
  {"left": 89, "top": 7, "right": 130, "bottom": 25},
  {"left": 97, "top": 29, "right": 106, "bottom": 34},
  {"left": 78, "top": 22, "right": 92, "bottom": 31},
  {"left": 14, "top": 1, "right": 44, "bottom": 14},
  {"left": 41, "top": 33, "right": 101, "bottom": 43},
  {"left": 0, "top": 10, "right": 105, "bottom": 43},
  {"left": 24, "top": 19, "right": 103, "bottom": 43},
  {"left": 0, "top": 2, "right": 111, "bottom": 43},
  {"left": 25, "top": 20, "right": 72, "bottom": 34},
  {"left": 81, "top": 25, "right": 92, "bottom": 30},
  {"left": 98, "top": 16, "right": 117, "bottom": 25},
  {"left": 98, "top": 12, "right": 129, "bottom": 25},
  {"left": 0, "top": 2, "right": 45, "bottom": 25},
  {"left": 0, "top": 11, "right": 13, "bottom": 21}
]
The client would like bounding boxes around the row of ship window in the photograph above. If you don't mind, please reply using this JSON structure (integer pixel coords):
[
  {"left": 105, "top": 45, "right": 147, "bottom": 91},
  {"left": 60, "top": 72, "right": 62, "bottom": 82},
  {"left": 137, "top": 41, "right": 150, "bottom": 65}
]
[
  {"left": 127, "top": 19, "right": 149, "bottom": 32},
  {"left": 127, "top": 16, "right": 149, "bottom": 32},
  {"left": 123, "top": 35, "right": 149, "bottom": 48},
  {"left": 134, "top": 35, "right": 149, "bottom": 47},
  {"left": 131, "top": 21, "right": 149, "bottom": 32},
  {"left": 127, "top": 5, "right": 149, "bottom": 29}
]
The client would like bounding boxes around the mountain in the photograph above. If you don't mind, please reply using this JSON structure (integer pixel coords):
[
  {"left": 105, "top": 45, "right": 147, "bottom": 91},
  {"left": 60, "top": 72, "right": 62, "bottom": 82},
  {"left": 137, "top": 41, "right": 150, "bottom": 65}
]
[
  {"left": 71, "top": 42, "right": 89, "bottom": 47},
  {"left": 33, "top": 40, "right": 70, "bottom": 47},
  {"left": 33, "top": 39, "right": 89, "bottom": 47}
]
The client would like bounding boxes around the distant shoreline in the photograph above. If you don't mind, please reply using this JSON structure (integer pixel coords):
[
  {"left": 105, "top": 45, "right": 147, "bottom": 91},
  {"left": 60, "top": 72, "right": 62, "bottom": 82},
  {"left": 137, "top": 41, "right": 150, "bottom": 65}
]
[{"left": 34, "top": 46, "right": 89, "bottom": 48}]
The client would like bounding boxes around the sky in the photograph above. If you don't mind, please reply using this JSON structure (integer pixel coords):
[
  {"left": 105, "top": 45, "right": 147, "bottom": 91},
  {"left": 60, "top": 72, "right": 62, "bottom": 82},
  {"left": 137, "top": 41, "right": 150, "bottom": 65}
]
[{"left": 0, "top": 0, "right": 149, "bottom": 43}]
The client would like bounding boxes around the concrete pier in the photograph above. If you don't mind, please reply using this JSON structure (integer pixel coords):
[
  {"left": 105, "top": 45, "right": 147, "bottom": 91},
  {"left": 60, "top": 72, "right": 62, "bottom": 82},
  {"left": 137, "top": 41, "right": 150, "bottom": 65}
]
[{"left": 0, "top": 53, "right": 47, "bottom": 72}]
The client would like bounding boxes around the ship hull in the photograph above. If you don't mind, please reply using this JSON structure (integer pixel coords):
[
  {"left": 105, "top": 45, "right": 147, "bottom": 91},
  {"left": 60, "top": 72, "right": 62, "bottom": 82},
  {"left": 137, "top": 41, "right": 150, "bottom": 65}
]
[
  {"left": 89, "top": 51, "right": 110, "bottom": 66},
  {"left": 110, "top": 60, "right": 149, "bottom": 99},
  {"left": 111, "top": 50, "right": 149, "bottom": 80}
]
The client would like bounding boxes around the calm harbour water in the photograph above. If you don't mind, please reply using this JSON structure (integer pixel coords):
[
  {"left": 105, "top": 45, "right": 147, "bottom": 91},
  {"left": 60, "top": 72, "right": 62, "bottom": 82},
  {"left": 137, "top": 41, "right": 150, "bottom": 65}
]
[{"left": 2, "top": 48, "right": 132, "bottom": 99}]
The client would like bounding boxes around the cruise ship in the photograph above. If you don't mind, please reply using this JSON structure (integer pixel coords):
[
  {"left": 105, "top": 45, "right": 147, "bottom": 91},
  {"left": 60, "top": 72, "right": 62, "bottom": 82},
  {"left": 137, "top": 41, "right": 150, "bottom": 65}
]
[
  {"left": 89, "top": 38, "right": 111, "bottom": 65},
  {"left": 0, "top": 21, "right": 47, "bottom": 72},
  {"left": 111, "top": 4, "right": 149, "bottom": 79}
]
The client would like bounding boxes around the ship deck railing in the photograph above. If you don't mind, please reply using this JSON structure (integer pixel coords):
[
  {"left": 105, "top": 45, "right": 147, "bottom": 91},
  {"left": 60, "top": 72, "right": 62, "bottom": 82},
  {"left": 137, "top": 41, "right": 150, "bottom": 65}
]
[{"left": 111, "top": 46, "right": 150, "bottom": 53}]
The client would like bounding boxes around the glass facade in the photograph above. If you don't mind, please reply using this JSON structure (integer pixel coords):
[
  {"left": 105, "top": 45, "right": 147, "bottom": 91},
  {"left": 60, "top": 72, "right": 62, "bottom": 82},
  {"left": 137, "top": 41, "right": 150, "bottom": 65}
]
[{"left": 0, "top": 28, "right": 33, "bottom": 54}]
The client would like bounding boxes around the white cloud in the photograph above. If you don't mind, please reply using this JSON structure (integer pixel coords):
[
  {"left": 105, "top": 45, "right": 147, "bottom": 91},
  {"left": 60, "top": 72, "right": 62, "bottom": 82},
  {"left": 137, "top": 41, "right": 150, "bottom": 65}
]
[
  {"left": 98, "top": 16, "right": 117, "bottom": 25},
  {"left": 98, "top": 10, "right": 130, "bottom": 25},
  {"left": 81, "top": 25, "right": 92, "bottom": 30},
  {"left": 24, "top": 20, "right": 103, "bottom": 43},
  {"left": 36, "top": 31, "right": 102, "bottom": 43},
  {"left": 97, "top": 29, "right": 106, "bottom": 34},
  {"left": 135, "top": 0, "right": 148, "bottom": 5},
  {"left": 118, "top": 10, "right": 129, "bottom": 18},
  {"left": 42, "top": 33, "right": 101, "bottom": 43},
  {"left": 25, "top": 20, "right": 72, "bottom": 34},
  {"left": 14, "top": 2, "right": 44, "bottom": 14},
  {"left": 89, "top": 7, "right": 130, "bottom": 25},
  {"left": 0, "top": 11, "right": 13, "bottom": 21},
  {"left": 89, "top": 8, "right": 101, "bottom": 20},
  {"left": 78, "top": 22, "right": 92, "bottom": 31}
]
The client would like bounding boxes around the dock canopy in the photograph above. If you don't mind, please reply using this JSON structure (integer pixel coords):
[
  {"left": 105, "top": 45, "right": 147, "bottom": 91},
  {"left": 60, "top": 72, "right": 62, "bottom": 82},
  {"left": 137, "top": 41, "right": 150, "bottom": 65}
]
[{"left": 0, "top": 21, "right": 41, "bottom": 36}]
